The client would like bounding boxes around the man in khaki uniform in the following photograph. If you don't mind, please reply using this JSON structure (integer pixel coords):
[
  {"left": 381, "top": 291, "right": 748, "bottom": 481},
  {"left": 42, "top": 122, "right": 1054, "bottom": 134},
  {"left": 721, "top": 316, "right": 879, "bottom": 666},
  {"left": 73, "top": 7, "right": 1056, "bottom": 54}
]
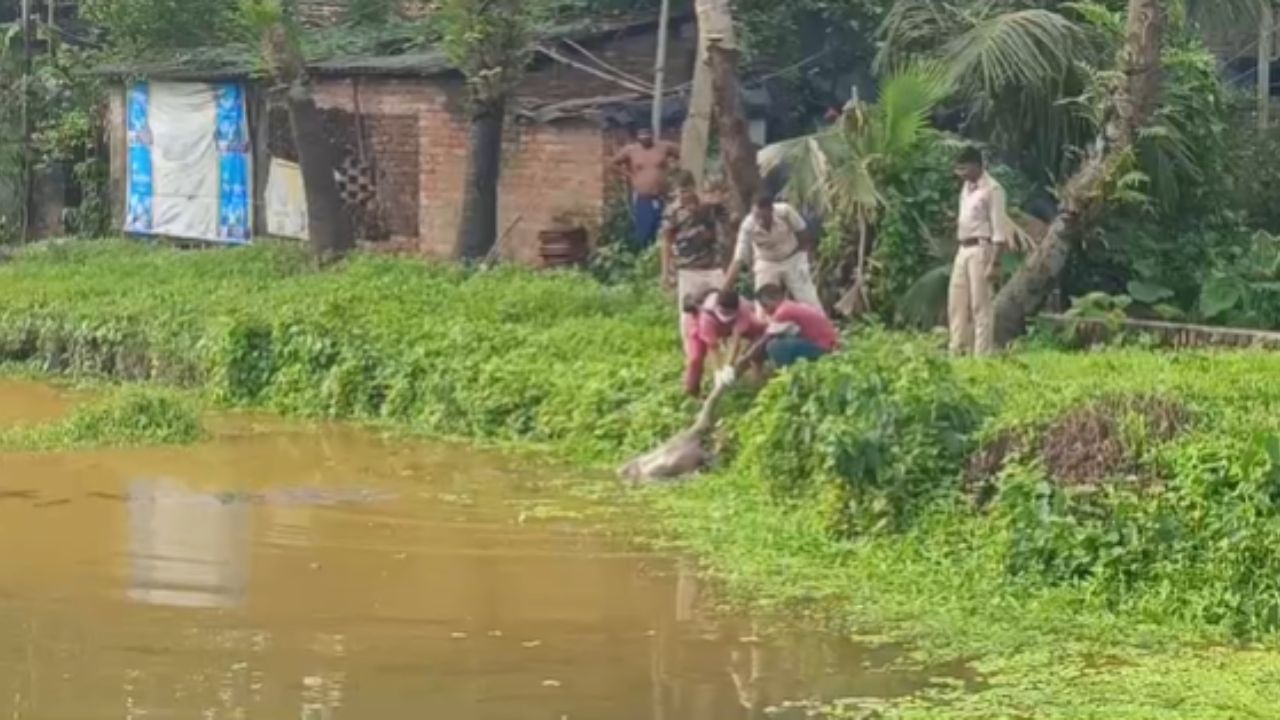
[
  {"left": 949, "top": 146, "right": 1008, "bottom": 357},
  {"left": 724, "top": 191, "right": 822, "bottom": 310}
]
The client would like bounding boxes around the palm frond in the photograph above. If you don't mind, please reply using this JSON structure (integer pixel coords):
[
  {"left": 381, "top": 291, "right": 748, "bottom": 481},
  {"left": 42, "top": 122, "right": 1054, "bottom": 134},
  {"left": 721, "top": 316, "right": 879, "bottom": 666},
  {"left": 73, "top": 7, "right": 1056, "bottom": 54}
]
[
  {"left": 876, "top": 0, "right": 974, "bottom": 73},
  {"left": 762, "top": 129, "right": 849, "bottom": 215},
  {"left": 942, "top": 9, "right": 1085, "bottom": 98},
  {"left": 827, "top": 156, "right": 883, "bottom": 222},
  {"left": 873, "top": 62, "right": 952, "bottom": 157}
]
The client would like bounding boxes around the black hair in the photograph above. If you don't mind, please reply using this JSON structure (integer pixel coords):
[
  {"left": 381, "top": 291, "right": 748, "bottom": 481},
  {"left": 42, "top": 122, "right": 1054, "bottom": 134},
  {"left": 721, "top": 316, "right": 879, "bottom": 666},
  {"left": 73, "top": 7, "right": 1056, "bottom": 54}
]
[
  {"left": 955, "top": 145, "right": 984, "bottom": 167},
  {"left": 753, "top": 190, "right": 775, "bottom": 208},
  {"left": 757, "top": 284, "right": 786, "bottom": 304},
  {"left": 717, "top": 289, "right": 741, "bottom": 313},
  {"left": 684, "top": 288, "right": 717, "bottom": 314}
]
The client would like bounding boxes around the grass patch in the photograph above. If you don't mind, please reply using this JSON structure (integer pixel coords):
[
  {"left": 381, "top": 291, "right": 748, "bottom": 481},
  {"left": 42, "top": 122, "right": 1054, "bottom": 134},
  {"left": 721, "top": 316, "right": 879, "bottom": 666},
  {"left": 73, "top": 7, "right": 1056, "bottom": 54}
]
[{"left": 0, "top": 386, "right": 203, "bottom": 451}]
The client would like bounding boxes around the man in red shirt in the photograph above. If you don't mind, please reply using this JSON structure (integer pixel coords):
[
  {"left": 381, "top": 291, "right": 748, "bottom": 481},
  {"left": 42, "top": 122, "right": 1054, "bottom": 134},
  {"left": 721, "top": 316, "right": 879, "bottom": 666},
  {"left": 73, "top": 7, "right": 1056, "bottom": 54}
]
[
  {"left": 682, "top": 290, "right": 766, "bottom": 397},
  {"left": 756, "top": 284, "right": 838, "bottom": 367}
]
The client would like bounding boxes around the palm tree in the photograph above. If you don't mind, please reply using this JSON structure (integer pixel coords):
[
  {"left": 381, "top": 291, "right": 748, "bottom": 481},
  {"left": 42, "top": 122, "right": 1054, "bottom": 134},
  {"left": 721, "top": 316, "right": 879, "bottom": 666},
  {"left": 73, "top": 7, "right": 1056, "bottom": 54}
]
[
  {"left": 878, "top": 0, "right": 1265, "bottom": 343},
  {"left": 760, "top": 64, "right": 951, "bottom": 315},
  {"left": 879, "top": 1, "right": 1097, "bottom": 184}
]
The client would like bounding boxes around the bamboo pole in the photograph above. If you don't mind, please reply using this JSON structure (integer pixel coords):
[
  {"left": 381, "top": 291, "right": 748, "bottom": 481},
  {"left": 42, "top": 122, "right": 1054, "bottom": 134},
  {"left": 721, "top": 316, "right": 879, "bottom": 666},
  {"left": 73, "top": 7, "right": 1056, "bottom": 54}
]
[
  {"left": 651, "top": 0, "right": 672, "bottom": 136},
  {"left": 19, "top": 0, "right": 33, "bottom": 241},
  {"left": 1261, "top": 2, "right": 1274, "bottom": 130}
]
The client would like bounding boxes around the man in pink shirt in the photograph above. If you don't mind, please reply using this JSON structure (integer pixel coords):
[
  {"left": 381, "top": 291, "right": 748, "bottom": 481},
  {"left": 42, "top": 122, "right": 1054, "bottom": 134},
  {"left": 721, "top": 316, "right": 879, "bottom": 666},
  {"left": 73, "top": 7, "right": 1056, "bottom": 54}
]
[
  {"left": 682, "top": 290, "right": 766, "bottom": 397},
  {"left": 756, "top": 284, "right": 838, "bottom": 367}
]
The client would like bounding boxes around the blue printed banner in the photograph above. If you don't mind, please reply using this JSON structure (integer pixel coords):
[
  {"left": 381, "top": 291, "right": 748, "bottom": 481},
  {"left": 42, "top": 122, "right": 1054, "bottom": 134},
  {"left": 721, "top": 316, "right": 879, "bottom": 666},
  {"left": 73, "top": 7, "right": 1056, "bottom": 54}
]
[
  {"left": 123, "top": 81, "right": 253, "bottom": 243},
  {"left": 124, "top": 83, "right": 153, "bottom": 234},
  {"left": 215, "top": 83, "right": 252, "bottom": 243}
]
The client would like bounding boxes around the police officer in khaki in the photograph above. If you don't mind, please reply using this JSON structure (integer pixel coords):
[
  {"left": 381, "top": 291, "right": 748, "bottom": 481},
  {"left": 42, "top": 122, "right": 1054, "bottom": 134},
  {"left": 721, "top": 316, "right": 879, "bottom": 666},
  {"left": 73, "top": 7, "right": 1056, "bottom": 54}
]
[
  {"left": 949, "top": 146, "right": 1009, "bottom": 356},
  {"left": 723, "top": 191, "right": 823, "bottom": 310}
]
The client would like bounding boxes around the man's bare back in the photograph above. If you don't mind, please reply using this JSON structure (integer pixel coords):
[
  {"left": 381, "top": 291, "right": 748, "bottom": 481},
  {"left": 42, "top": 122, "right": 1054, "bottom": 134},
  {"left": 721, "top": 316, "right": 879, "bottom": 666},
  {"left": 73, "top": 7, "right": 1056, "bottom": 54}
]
[{"left": 615, "top": 140, "right": 680, "bottom": 197}]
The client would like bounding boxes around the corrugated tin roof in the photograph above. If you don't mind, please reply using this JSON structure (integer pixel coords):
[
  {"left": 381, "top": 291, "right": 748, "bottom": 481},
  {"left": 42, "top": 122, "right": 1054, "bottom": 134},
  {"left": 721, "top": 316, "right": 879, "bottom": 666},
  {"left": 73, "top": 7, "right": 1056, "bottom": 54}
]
[
  {"left": 94, "top": 12, "right": 690, "bottom": 81},
  {"left": 309, "top": 48, "right": 453, "bottom": 77}
]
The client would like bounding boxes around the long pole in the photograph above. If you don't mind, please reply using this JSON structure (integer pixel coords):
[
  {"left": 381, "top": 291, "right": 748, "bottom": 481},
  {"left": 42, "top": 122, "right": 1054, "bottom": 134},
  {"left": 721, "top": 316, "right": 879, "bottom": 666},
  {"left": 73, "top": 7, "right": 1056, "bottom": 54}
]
[
  {"left": 19, "top": 0, "right": 33, "bottom": 241},
  {"left": 651, "top": 0, "right": 671, "bottom": 136},
  {"left": 1262, "top": 2, "right": 1274, "bottom": 130}
]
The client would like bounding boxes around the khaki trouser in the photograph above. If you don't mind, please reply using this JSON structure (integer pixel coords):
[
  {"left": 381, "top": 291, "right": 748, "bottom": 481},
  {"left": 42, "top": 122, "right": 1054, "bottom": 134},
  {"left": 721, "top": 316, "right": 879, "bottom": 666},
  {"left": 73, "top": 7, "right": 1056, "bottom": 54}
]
[
  {"left": 677, "top": 268, "right": 725, "bottom": 313},
  {"left": 948, "top": 242, "right": 997, "bottom": 356},
  {"left": 755, "top": 252, "right": 822, "bottom": 309},
  {"left": 677, "top": 268, "right": 725, "bottom": 353}
]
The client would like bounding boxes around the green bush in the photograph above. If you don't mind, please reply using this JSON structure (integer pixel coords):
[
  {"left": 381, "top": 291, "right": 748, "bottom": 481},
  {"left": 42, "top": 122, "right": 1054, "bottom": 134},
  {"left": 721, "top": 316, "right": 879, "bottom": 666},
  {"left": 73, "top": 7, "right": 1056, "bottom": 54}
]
[
  {"left": 0, "top": 387, "right": 203, "bottom": 451},
  {"left": 0, "top": 239, "right": 689, "bottom": 461},
  {"left": 737, "top": 331, "right": 983, "bottom": 536},
  {"left": 961, "top": 351, "right": 1280, "bottom": 635}
]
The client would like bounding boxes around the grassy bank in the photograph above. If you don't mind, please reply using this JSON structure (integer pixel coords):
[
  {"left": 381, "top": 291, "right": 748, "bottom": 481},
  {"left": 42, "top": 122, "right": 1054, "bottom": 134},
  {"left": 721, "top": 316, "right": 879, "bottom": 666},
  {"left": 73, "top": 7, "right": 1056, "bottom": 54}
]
[
  {"left": 4, "top": 240, "right": 1280, "bottom": 717},
  {"left": 0, "top": 387, "right": 203, "bottom": 452}
]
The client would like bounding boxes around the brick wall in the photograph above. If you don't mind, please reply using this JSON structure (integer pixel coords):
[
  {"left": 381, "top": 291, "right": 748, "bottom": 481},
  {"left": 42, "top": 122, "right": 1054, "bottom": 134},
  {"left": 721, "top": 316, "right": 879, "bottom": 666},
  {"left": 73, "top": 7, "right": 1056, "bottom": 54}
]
[
  {"left": 268, "top": 86, "right": 422, "bottom": 241},
  {"left": 101, "top": 20, "right": 696, "bottom": 258},
  {"left": 312, "top": 77, "right": 608, "bottom": 263}
]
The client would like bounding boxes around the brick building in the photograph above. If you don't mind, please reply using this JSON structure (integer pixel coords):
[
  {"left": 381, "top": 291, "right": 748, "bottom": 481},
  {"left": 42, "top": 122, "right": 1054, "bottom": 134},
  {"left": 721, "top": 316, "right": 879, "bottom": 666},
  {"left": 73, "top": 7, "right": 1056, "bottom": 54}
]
[{"left": 99, "top": 14, "right": 705, "bottom": 263}]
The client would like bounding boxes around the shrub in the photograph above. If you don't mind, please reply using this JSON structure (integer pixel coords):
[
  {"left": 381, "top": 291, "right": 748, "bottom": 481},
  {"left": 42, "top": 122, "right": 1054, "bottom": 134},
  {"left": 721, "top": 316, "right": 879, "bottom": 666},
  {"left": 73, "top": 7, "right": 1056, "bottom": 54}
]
[
  {"left": 964, "top": 351, "right": 1280, "bottom": 635},
  {"left": 0, "top": 387, "right": 203, "bottom": 451},
  {"left": 0, "top": 239, "right": 690, "bottom": 461},
  {"left": 735, "top": 331, "right": 984, "bottom": 536}
]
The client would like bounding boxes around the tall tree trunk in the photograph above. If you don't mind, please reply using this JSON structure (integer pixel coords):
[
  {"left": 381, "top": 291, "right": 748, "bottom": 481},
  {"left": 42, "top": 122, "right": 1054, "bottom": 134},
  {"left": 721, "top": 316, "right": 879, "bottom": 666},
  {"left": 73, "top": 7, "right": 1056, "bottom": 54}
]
[
  {"left": 286, "top": 82, "right": 355, "bottom": 260},
  {"left": 993, "top": 0, "right": 1166, "bottom": 344},
  {"left": 455, "top": 98, "right": 505, "bottom": 261},
  {"left": 707, "top": 41, "right": 760, "bottom": 231},
  {"left": 681, "top": 0, "right": 735, "bottom": 185},
  {"left": 261, "top": 24, "right": 354, "bottom": 261}
]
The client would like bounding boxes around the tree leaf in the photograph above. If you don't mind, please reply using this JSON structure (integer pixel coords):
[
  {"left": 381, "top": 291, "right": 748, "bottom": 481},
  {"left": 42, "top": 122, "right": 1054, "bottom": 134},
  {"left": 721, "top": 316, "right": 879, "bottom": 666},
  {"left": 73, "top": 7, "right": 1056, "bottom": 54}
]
[
  {"left": 1126, "top": 280, "right": 1173, "bottom": 304},
  {"left": 1199, "top": 273, "right": 1246, "bottom": 320}
]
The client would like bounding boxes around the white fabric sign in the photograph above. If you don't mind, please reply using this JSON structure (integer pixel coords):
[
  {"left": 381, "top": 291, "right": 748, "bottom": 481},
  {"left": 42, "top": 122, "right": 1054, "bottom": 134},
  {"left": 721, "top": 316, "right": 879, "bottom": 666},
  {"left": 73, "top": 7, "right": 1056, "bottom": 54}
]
[{"left": 265, "top": 157, "right": 309, "bottom": 239}]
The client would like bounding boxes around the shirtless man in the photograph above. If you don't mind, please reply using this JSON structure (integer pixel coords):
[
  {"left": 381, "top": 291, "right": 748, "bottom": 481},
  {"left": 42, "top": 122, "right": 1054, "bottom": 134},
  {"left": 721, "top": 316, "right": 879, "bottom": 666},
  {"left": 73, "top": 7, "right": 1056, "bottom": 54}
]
[{"left": 612, "top": 126, "right": 680, "bottom": 250}]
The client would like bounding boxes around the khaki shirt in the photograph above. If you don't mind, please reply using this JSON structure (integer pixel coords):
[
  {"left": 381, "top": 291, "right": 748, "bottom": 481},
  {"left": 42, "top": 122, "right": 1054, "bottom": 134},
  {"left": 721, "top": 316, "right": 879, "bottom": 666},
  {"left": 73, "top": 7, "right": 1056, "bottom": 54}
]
[
  {"left": 958, "top": 173, "right": 1009, "bottom": 245},
  {"left": 734, "top": 203, "right": 807, "bottom": 265}
]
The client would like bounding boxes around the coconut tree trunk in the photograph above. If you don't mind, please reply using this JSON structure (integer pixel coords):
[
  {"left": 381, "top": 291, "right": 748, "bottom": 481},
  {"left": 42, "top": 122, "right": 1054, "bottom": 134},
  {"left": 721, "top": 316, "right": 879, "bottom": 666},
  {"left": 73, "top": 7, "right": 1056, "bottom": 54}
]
[
  {"left": 707, "top": 41, "right": 760, "bottom": 230},
  {"left": 286, "top": 83, "right": 355, "bottom": 260},
  {"left": 261, "top": 24, "right": 354, "bottom": 261},
  {"left": 455, "top": 98, "right": 506, "bottom": 261},
  {"left": 993, "top": 0, "right": 1166, "bottom": 344}
]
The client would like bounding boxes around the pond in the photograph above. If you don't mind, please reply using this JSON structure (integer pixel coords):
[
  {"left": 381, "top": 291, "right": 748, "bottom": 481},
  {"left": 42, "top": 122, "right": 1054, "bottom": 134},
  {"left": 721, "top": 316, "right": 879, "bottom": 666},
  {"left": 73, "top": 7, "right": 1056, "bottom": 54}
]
[{"left": 0, "top": 382, "right": 966, "bottom": 719}]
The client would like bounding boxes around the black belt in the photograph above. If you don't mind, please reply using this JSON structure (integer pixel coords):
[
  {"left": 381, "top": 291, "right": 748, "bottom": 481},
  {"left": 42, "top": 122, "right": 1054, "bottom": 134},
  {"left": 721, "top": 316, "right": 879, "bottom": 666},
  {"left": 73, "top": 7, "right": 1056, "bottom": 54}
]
[{"left": 958, "top": 237, "right": 990, "bottom": 248}]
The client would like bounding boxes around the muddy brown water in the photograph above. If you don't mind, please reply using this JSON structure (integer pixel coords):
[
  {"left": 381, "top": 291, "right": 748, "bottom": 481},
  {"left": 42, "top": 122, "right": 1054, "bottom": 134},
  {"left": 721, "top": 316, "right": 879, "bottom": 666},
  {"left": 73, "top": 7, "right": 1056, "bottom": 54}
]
[
  {"left": 0, "top": 379, "right": 74, "bottom": 428},
  {"left": 0, "top": 382, "right": 963, "bottom": 719}
]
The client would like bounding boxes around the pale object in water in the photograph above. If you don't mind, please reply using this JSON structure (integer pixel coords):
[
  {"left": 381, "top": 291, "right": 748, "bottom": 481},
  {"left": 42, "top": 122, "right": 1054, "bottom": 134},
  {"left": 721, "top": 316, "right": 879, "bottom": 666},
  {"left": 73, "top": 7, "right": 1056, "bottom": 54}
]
[{"left": 618, "top": 380, "right": 728, "bottom": 482}]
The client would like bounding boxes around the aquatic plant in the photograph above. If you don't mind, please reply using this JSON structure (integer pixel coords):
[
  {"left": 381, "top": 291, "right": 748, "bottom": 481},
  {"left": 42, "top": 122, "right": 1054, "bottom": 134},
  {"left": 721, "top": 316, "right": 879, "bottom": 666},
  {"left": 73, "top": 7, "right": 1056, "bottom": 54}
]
[{"left": 0, "top": 387, "right": 203, "bottom": 451}]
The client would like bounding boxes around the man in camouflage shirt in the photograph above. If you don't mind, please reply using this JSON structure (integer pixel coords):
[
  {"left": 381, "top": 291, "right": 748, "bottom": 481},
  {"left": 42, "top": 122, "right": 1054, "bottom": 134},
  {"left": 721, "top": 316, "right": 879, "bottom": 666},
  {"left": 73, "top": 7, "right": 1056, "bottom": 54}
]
[{"left": 662, "top": 171, "right": 726, "bottom": 334}]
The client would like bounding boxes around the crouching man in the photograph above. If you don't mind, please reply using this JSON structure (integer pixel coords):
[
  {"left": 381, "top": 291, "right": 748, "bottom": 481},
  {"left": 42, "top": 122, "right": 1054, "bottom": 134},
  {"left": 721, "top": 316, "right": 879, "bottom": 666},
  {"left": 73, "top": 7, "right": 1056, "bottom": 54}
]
[
  {"left": 756, "top": 283, "right": 839, "bottom": 367},
  {"left": 683, "top": 290, "right": 766, "bottom": 397}
]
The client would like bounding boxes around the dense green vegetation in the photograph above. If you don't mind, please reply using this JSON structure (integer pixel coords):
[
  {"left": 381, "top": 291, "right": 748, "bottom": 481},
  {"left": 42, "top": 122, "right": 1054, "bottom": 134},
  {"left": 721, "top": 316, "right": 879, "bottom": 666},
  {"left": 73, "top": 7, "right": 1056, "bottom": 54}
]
[
  {"left": 4, "top": 241, "right": 1280, "bottom": 716},
  {"left": 0, "top": 240, "right": 689, "bottom": 459},
  {"left": 0, "top": 386, "right": 202, "bottom": 451}
]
